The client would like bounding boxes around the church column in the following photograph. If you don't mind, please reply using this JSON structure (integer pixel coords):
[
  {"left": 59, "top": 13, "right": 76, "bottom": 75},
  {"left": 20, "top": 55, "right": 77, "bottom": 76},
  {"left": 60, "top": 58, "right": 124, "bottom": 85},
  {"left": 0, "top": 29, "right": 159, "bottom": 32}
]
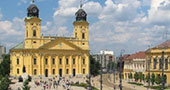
[
  {"left": 41, "top": 55, "right": 45, "bottom": 77},
  {"left": 49, "top": 56, "right": 52, "bottom": 76},
  {"left": 76, "top": 55, "right": 79, "bottom": 75},
  {"left": 86, "top": 54, "right": 89, "bottom": 75},
  {"left": 30, "top": 54, "right": 33, "bottom": 75},
  {"left": 79, "top": 55, "right": 82, "bottom": 74},
  {"left": 56, "top": 55, "right": 59, "bottom": 76},
  {"left": 38, "top": 54, "right": 42, "bottom": 76},
  {"left": 63, "top": 56, "right": 66, "bottom": 75},
  {"left": 69, "top": 55, "right": 73, "bottom": 75}
]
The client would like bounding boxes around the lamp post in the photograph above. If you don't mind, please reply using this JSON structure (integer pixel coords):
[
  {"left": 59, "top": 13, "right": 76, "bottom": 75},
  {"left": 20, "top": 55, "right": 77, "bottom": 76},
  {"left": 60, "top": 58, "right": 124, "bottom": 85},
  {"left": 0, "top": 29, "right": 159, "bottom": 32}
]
[
  {"left": 161, "top": 51, "right": 165, "bottom": 90},
  {"left": 148, "top": 54, "right": 151, "bottom": 90},
  {"left": 119, "top": 49, "right": 125, "bottom": 90},
  {"left": 88, "top": 54, "right": 91, "bottom": 90},
  {"left": 100, "top": 51, "right": 104, "bottom": 90}
]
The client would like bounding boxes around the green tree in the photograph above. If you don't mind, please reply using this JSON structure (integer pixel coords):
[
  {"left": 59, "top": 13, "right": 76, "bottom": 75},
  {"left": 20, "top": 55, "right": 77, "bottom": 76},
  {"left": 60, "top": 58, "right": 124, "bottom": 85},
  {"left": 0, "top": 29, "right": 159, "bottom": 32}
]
[
  {"left": 107, "top": 61, "right": 117, "bottom": 72},
  {"left": 0, "top": 75, "right": 10, "bottom": 90},
  {"left": 129, "top": 72, "right": 133, "bottom": 79},
  {"left": 22, "top": 79, "right": 30, "bottom": 90},
  {"left": 90, "top": 55, "right": 101, "bottom": 76},
  {"left": 0, "top": 54, "right": 10, "bottom": 76},
  {"left": 155, "top": 75, "right": 161, "bottom": 85},
  {"left": 151, "top": 73, "right": 155, "bottom": 85},
  {"left": 134, "top": 72, "right": 139, "bottom": 81},
  {"left": 0, "top": 54, "right": 10, "bottom": 90}
]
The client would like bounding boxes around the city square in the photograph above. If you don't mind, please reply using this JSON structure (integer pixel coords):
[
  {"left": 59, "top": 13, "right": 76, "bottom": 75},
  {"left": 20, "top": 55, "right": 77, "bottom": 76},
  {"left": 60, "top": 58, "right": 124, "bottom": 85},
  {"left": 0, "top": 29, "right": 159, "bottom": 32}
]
[{"left": 1, "top": 0, "right": 170, "bottom": 90}]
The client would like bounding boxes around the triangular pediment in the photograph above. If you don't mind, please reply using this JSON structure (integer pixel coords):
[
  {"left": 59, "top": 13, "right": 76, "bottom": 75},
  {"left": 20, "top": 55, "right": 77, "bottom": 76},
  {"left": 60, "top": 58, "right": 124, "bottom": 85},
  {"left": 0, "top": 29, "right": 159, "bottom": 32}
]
[{"left": 39, "top": 38, "right": 82, "bottom": 50}]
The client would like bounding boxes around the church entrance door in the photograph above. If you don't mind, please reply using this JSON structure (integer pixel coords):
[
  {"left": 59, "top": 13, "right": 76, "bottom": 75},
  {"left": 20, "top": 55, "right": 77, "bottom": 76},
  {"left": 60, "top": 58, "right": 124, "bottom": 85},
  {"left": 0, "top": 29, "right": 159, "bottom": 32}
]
[
  {"left": 73, "top": 69, "right": 76, "bottom": 77},
  {"left": 59, "top": 69, "right": 62, "bottom": 77},
  {"left": 45, "top": 69, "right": 48, "bottom": 77}
]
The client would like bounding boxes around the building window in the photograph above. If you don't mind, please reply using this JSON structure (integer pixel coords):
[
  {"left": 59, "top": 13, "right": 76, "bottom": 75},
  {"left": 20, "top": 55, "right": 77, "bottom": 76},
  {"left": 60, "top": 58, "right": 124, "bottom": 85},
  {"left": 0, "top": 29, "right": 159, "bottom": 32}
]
[
  {"left": 159, "top": 59, "right": 162, "bottom": 69},
  {"left": 59, "top": 58, "right": 62, "bottom": 64},
  {"left": 17, "top": 58, "right": 19, "bottom": 64},
  {"left": 83, "top": 58, "right": 85, "bottom": 64},
  {"left": 34, "top": 69, "right": 37, "bottom": 75},
  {"left": 73, "top": 58, "right": 75, "bottom": 65},
  {"left": 83, "top": 69, "right": 85, "bottom": 74},
  {"left": 153, "top": 58, "right": 157, "bottom": 69},
  {"left": 45, "top": 58, "right": 48, "bottom": 65},
  {"left": 34, "top": 58, "right": 36, "bottom": 65},
  {"left": 17, "top": 69, "right": 19, "bottom": 74},
  {"left": 33, "top": 30, "right": 36, "bottom": 37},
  {"left": 82, "top": 33, "right": 85, "bottom": 39},
  {"left": 66, "top": 58, "right": 69, "bottom": 65},
  {"left": 66, "top": 69, "right": 69, "bottom": 74},
  {"left": 52, "top": 58, "right": 55, "bottom": 65},
  {"left": 165, "top": 59, "right": 168, "bottom": 70},
  {"left": 52, "top": 69, "right": 55, "bottom": 75}
]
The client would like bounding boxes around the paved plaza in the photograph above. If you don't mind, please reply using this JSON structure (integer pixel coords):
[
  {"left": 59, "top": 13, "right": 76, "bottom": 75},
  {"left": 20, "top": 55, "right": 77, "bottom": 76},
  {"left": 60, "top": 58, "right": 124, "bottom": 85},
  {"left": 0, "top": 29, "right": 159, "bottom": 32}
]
[{"left": 9, "top": 74, "right": 159, "bottom": 90}]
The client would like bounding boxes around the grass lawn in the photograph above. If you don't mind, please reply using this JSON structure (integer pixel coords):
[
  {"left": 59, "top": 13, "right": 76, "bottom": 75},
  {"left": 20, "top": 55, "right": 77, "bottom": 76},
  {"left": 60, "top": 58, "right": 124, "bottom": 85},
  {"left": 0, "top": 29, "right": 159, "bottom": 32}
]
[
  {"left": 128, "top": 82, "right": 143, "bottom": 86},
  {"left": 71, "top": 83, "right": 98, "bottom": 90}
]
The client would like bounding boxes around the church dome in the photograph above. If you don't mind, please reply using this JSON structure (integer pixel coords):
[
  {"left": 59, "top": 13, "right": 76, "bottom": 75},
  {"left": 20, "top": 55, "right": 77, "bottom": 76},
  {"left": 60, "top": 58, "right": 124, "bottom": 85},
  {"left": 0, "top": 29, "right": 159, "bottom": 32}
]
[
  {"left": 75, "top": 8, "right": 87, "bottom": 21},
  {"left": 27, "top": 3, "right": 39, "bottom": 17}
]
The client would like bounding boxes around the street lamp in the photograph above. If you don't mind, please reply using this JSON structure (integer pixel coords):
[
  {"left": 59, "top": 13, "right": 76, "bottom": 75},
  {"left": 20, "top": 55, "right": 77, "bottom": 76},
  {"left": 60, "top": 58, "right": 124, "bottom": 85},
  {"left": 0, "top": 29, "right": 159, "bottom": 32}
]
[
  {"left": 161, "top": 51, "right": 165, "bottom": 90},
  {"left": 119, "top": 49, "right": 125, "bottom": 90},
  {"left": 100, "top": 51, "right": 104, "bottom": 90}
]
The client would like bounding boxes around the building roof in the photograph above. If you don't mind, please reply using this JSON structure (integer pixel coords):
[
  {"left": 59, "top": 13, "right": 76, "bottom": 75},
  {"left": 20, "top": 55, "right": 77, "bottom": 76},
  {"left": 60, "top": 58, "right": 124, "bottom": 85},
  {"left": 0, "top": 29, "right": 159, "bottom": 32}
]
[
  {"left": 127, "top": 51, "right": 146, "bottom": 60},
  {"left": 11, "top": 42, "right": 25, "bottom": 50},
  {"left": 156, "top": 40, "right": 170, "bottom": 48}
]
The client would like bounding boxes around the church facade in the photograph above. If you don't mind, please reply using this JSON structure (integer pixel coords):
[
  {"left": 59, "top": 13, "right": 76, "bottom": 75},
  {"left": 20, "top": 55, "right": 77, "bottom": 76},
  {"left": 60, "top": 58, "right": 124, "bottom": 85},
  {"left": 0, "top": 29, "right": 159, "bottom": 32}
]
[{"left": 10, "top": 2, "right": 90, "bottom": 77}]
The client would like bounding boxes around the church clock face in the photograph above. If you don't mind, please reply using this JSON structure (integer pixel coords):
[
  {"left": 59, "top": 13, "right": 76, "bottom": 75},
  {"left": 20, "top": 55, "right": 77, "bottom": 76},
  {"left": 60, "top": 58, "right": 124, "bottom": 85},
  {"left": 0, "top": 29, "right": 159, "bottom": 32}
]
[
  {"left": 81, "top": 12, "right": 86, "bottom": 17},
  {"left": 32, "top": 8, "right": 37, "bottom": 13}
]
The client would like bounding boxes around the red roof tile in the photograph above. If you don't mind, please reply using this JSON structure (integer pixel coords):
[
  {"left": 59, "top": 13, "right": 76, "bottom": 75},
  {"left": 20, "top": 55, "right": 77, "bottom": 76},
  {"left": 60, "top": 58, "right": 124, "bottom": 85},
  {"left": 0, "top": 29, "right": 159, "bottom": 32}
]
[
  {"left": 156, "top": 40, "right": 170, "bottom": 48},
  {"left": 127, "top": 51, "right": 146, "bottom": 60}
]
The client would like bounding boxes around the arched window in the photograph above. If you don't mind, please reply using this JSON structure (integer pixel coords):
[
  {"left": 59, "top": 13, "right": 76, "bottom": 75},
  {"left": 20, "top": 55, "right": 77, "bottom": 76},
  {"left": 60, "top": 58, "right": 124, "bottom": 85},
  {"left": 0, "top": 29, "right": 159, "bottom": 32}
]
[
  {"left": 34, "top": 69, "right": 37, "bottom": 75},
  {"left": 159, "top": 59, "right": 162, "bottom": 69},
  {"left": 153, "top": 58, "right": 157, "bottom": 69},
  {"left": 34, "top": 58, "right": 36, "bottom": 65},
  {"left": 26, "top": 30, "right": 28, "bottom": 37},
  {"left": 82, "top": 33, "right": 85, "bottom": 39},
  {"left": 33, "top": 30, "right": 36, "bottom": 37}
]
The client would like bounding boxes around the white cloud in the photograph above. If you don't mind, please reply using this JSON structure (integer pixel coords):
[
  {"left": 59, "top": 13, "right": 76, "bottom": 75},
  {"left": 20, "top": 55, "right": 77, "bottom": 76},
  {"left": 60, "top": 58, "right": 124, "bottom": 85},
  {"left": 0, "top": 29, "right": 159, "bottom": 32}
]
[{"left": 0, "top": 17, "right": 25, "bottom": 49}]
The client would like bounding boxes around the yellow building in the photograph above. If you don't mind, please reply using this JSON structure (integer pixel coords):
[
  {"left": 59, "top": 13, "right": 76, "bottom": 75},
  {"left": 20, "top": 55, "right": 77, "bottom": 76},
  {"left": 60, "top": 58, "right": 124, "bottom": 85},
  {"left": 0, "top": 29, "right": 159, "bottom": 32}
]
[
  {"left": 146, "top": 41, "right": 170, "bottom": 84},
  {"left": 10, "top": 2, "right": 90, "bottom": 77}
]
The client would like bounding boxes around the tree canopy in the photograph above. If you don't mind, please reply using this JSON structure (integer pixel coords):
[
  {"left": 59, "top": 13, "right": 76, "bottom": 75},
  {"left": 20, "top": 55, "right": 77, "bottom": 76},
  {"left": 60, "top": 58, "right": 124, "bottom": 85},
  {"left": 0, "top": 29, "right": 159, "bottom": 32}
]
[{"left": 90, "top": 55, "right": 101, "bottom": 76}]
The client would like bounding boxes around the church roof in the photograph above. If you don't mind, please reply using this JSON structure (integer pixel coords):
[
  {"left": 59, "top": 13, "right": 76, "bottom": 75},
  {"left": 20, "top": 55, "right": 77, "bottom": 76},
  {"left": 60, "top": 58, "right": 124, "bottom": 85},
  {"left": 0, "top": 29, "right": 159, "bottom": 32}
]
[{"left": 11, "top": 42, "right": 25, "bottom": 50}]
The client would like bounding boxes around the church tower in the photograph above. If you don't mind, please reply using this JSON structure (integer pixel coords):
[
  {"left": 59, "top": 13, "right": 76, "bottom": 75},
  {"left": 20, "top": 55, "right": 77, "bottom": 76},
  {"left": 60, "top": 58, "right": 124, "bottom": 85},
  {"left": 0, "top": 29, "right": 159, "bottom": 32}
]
[
  {"left": 24, "top": 0, "right": 41, "bottom": 48},
  {"left": 73, "top": 4, "right": 89, "bottom": 47}
]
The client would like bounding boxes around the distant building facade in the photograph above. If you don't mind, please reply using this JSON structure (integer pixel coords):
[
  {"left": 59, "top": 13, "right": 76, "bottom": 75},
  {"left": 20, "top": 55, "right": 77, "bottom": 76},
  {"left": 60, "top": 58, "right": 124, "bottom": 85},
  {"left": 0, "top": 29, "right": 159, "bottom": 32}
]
[
  {"left": 0, "top": 45, "right": 6, "bottom": 63},
  {"left": 92, "top": 50, "right": 115, "bottom": 72},
  {"left": 123, "top": 51, "right": 146, "bottom": 80},
  {"left": 146, "top": 40, "right": 170, "bottom": 85}
]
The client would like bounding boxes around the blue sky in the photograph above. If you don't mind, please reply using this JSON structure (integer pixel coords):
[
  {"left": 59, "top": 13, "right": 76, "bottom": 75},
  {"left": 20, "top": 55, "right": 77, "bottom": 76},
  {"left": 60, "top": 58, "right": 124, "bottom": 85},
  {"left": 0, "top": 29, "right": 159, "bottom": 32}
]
[{"left": 0, "top": 0, "right": 170, "bottom": 56}]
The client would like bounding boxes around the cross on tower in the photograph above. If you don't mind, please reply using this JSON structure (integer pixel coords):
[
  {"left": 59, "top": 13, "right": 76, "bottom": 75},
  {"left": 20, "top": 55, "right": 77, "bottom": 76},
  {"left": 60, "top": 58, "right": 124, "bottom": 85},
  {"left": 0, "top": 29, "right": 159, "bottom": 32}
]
[
  {"left": 80, "top": 0, "right": 83, "bottom": 8},
  {"left": 32, "top": 0, "right": 35, "bottom": 3}
]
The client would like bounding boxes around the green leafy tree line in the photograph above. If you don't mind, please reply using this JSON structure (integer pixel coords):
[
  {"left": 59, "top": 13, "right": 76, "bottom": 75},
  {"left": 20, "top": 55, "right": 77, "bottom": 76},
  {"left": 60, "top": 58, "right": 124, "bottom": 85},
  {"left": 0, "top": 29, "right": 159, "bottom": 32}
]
[
  {"left": 90, "top": 55, "right": 101, "bottom": 76},
  {"left": 0, "top": 54, "right": 10, "bottom": 90}
]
